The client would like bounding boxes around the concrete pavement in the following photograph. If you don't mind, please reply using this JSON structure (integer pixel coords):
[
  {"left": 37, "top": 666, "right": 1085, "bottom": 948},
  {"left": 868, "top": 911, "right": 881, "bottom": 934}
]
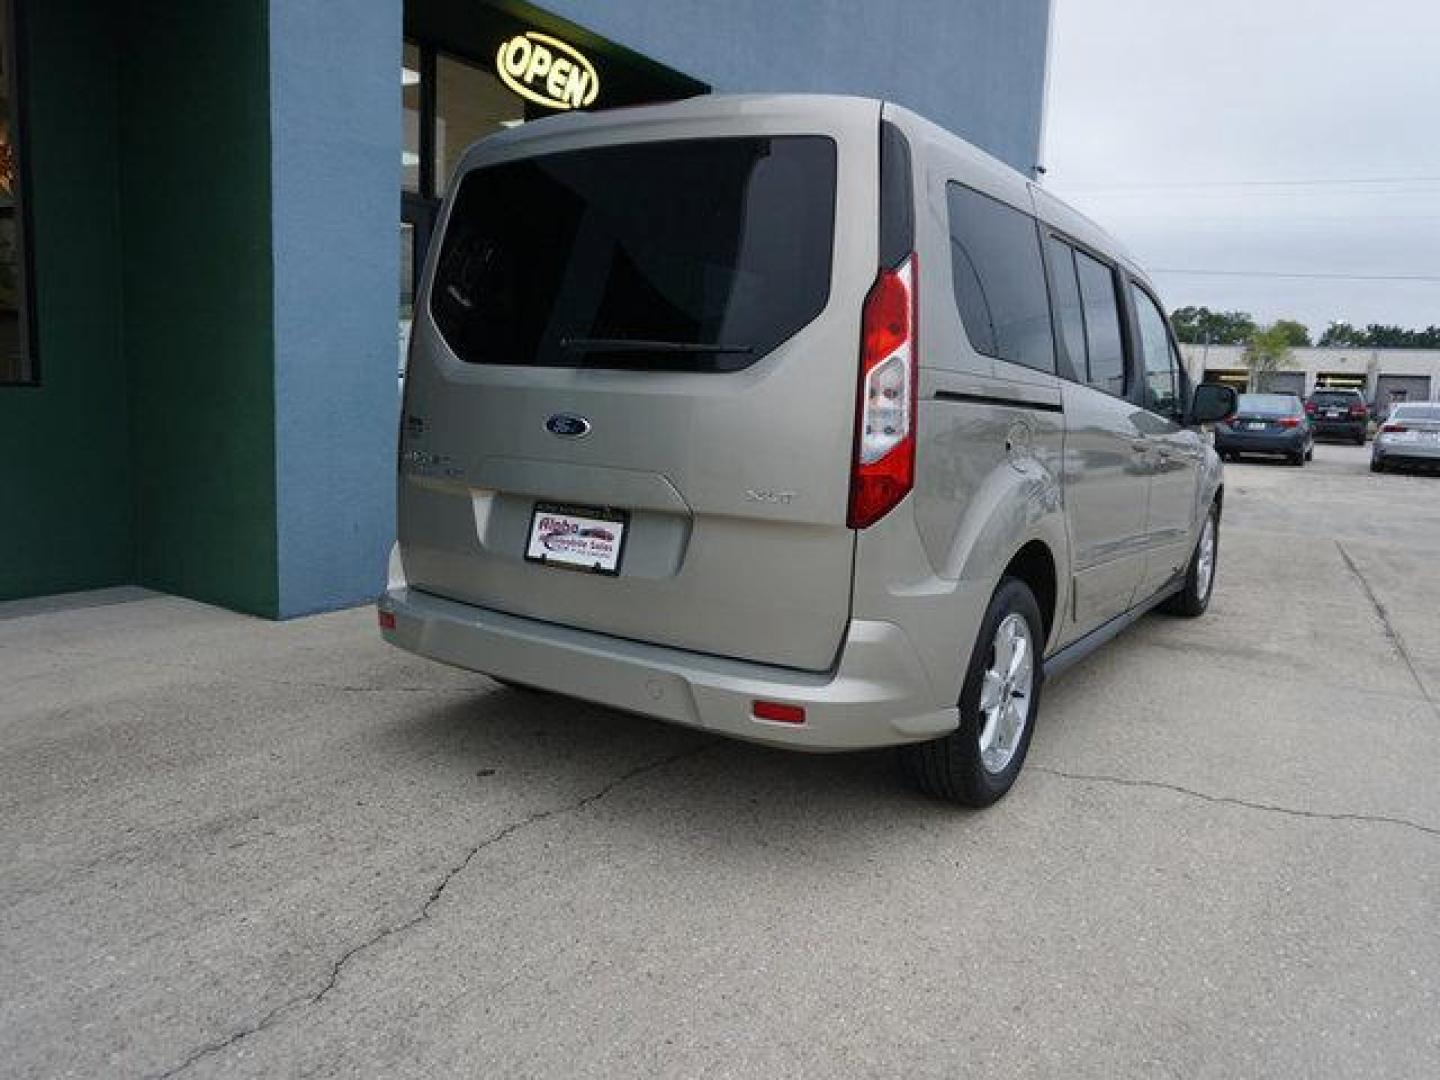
[{"left": 2, "top": 442, "right": 1438, "bottom": 1078}]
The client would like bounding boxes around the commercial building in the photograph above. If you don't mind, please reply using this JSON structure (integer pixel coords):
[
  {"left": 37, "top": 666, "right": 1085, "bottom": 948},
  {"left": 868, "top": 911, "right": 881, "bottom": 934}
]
[
  {"left": 1182, "top": 344, "right": 1440, "bottom": 412},
  {"left": 0, "top": 0, "right": 1052, "bottom": 615}
]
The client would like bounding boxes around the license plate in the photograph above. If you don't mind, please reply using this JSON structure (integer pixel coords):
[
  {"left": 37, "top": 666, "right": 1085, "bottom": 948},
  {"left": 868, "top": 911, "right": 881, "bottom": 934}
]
[
  {"left": 525, "top": 503, "right": 628, "bottom": 575},
  {"left": 1246, "top": 421, "right": 1266, "bottom": 430},
  {"left": 1326, "top": 410, "right": 1342, "bottom": 418}
]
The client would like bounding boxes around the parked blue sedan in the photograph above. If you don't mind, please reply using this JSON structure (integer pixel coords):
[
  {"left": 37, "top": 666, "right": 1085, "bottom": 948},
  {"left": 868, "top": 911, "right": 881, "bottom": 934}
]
[{"left": 1215, "top": 393, "right": 1315, "bottom": 466}]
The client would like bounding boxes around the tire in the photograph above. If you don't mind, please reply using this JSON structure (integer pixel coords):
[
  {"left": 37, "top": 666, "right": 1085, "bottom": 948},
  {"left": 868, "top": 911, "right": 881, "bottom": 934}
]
[
  {"left": 900, "top": 577, "right": 1044, "bottom": 807},
  {"left": 1305, "top": 443, "right": 1314, "bottom": 462},
  {"left": 1355, "top": 432, "right": 1367, "bottom": 446},
  {"left": 1287, "top": 452, "right": 1304, "bottom": 466},
  {"left": 1371, "top": 458, "right": 1384, "bottom": 473},
  {"left": 1161, "top": 502, "right": 1219, "bottom": 618}
]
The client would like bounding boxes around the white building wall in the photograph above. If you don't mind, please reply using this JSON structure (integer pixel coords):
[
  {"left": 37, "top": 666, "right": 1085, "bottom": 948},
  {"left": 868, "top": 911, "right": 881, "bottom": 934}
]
[{"left": 1181, "top": 345, "right": 1440, "bottom": 405}]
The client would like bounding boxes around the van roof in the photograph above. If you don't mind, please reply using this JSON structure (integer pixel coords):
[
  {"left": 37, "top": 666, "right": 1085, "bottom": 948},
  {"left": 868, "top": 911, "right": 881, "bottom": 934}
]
[{"left": 457, "top": 92, "right": 1148, "bottom": 289}]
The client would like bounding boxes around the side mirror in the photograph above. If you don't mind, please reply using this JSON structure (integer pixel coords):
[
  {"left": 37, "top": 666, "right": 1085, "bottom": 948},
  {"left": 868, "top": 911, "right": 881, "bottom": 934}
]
[{"left": 1188, "top": 382, "right": 1237, "bottom": 426}]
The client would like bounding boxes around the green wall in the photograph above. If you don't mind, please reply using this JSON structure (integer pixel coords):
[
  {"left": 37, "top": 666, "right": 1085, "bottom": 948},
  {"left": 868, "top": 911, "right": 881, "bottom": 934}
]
[
  {"left": 120, "top": 1, "right": 277, "bottom": 616},
  {"left": 0, "top": 0, "right": 131, "bottom": 599},
  {"left": 0, "top": 0, "right": 278, "bottom": 614}
]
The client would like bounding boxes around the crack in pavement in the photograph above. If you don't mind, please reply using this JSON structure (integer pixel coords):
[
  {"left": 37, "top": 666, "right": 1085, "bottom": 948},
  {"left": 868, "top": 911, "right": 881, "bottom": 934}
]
[
  {"left": 147, "top": 740, "right": 713, "bottom": 1080},
  {"left": 1032, "top": 765, "right": 1440, "bottom": 839},
  {"left": 1335, "top": 540, "right": 1438, "bottom": 717}
]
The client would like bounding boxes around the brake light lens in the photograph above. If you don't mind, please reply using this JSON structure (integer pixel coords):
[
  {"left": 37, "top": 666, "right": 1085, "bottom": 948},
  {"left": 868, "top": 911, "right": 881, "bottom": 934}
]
[
  {"left": 1349, "top": 403, "right": 1368, "bottom": 416},
  {"left": 1304, "top": 401, "right": 1317, "bottom": 413},
  {"left": 378, "top": 610, "right": 396, "bottom": 630},
  {"left": 1381, "top": 423, "right": 1407, "bottom": 434},
  {"left": 1276, "top": 417, "right": 1301, "bottom": 428},
  {"left": 848, "top": 254, "right": 916, "bottom": 529}
]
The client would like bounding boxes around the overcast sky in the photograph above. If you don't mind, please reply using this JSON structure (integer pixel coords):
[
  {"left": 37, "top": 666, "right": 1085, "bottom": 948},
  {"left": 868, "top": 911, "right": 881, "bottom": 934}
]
[{"left": 1041, "top": 0, "right": 1440, "bottom": 335}]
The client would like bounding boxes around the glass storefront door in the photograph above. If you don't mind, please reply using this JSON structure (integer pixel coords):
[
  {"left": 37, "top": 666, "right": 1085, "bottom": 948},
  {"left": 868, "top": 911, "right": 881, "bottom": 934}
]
[{"left": 398, "top": 44, "right": 525, "bottom": 384}]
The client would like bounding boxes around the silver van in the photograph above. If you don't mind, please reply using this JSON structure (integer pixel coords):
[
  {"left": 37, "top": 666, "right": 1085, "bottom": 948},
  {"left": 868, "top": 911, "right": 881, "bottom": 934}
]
[{"left": 379, "top": 94, "right": 1236, "bottom": 805}]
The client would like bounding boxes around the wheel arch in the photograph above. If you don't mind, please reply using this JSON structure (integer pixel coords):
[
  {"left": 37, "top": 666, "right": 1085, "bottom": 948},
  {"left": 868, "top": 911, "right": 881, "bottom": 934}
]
[{"left": 1001, "top": 539, "right": 1058, "bottom": 647}]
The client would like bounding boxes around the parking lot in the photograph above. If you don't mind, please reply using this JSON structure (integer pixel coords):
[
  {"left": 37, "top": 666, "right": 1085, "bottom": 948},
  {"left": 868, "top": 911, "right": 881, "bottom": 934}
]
[{"left": 2, "top": 442, "right": 1438, "bottom": 1079}]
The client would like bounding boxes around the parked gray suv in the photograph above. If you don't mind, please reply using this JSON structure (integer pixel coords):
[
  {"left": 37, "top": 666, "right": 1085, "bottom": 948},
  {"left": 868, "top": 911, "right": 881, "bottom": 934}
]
[{"left": 379, "top": 95, "right": 1236, "bottom": 806}]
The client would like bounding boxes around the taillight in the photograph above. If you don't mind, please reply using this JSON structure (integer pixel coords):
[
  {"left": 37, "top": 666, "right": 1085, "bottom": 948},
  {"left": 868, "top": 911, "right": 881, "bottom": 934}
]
[
  {"left": 1349, "top": 403, "right": 1368, "bottom": 417},
  {"left": 848, "top": 254, "right": 917, "bottom": 529},
  {"left": 1276, "top": 417, "right": 1301, "bottom": 428},
  {"left": 1381, "top": 423, "right": 1407, "bottom": 433},
  {"left": 1304, "top": 401, "right": 1317, "bottom": 413}
]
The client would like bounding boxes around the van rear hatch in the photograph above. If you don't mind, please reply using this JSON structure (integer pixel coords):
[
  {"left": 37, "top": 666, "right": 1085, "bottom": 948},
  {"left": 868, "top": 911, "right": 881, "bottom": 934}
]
[{"left": 398, "top": 99, "right": 881, "bottom": 671}]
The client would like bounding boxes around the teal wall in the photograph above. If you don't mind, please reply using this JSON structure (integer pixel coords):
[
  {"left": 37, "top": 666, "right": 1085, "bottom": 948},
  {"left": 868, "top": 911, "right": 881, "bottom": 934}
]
[
  {"left": 0, "top": 0, "right": 132, "bottom": 599},
  {"left": 0, "top": 0, "right": 278, "bottom": 615},
  {"left": 121, "top": 1, "right": 278, "bottom": 616}
]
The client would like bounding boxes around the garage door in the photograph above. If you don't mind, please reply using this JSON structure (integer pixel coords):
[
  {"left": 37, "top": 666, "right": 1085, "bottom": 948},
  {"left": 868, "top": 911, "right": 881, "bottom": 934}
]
[
  {"left": 1259, "top": 371, "right": 1305, "bottom": 396},
  {"left": 1375, "top": 374, "right": 1432, "bottom": 415}
]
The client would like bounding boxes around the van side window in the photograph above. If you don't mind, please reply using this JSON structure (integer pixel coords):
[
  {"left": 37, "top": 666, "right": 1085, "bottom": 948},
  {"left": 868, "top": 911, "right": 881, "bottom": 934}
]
[
  {"left": 946, "top": 183, "right": 1055, "bottom": 374},
  {"left": 1131, "top": 283, "right": 1181, "bottom": 417},
  {"left": 1043, "top": 237, "right": 1086, "bottom": 384},
  {"left": 1073, "top": 251, "right": 1126, "bottom": 397}
]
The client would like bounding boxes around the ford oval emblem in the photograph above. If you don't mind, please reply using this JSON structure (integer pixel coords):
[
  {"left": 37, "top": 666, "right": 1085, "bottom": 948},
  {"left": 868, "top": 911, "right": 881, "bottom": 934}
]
[{"left": 545, "top": 413, "right": 591, "bottom": 439}]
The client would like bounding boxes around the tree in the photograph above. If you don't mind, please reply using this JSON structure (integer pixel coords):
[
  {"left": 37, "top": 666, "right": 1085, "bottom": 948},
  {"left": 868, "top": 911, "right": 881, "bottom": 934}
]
[
  {"left": 1270, "top": 319, "right": 1311, "bottom": 347},
  {"left": 1170, "top": 306, "right": 1257, "bottom": 346},
  {"left": 1317, "top": 321, "right": 1440, "bottom": 348},
  {"left": 1243, "top": 323, "right": 1297, "bottom": 391},
  {"left": 1318, "top": 321, "right": 1366, "bottom": 347}
]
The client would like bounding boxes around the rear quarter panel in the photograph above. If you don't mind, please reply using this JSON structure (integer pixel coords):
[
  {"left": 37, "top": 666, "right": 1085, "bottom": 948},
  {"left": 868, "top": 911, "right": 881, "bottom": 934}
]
[{"left": 849, "top": 109, "right": 1071, "bottom": 705}]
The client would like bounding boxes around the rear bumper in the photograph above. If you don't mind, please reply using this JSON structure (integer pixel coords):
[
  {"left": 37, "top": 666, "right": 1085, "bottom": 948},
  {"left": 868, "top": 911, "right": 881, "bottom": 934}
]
[
  {"left": 1374, "top": 440, "right": 1440, "bottom": 465},
  {"left": 1215, "top": 427, "right": 1307, "bottom": 454},
  {"left": 1311, "top": 420, "right": 1365, "bottom": 439},
  {"left": 378, "top": 587, "right": 958, "bottom": 751}
]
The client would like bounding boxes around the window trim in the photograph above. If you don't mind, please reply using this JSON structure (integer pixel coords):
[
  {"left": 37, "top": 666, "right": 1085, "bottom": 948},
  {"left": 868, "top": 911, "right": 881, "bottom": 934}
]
[{"left": 1, "top": 0, "right": 37, "bottom": 387}]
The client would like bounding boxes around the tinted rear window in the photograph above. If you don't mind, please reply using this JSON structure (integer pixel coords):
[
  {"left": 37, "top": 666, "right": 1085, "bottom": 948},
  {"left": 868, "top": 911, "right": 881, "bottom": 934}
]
[
  {"left": 429, "top": 136, "right": 837, "bottom": 373},
  {"left": 1311, "top": 391, "right": 1359, "bottom": 406},
  {"left": 1238, "top": 393, "right": 1300, "bottom": 416},
  {"left": 1393, "top": 404, "right": 1440, "bottom": 421}
]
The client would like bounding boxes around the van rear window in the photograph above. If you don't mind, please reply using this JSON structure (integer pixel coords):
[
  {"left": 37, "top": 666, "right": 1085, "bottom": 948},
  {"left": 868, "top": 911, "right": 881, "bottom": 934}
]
[{"left": 429, "top": 136, "right": 837, "bottom": 373}]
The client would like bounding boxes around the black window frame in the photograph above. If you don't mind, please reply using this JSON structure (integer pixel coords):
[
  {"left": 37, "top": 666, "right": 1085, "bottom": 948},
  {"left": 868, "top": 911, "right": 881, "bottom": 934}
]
[
  {"left": 1, "top": 0, "right": 37, "bottom": 388},
  {"left": 1124, "top": 274, "right": 1188, "bottom": 423},
  {"left": 1038, "top": 227, "right": 1134, "bottom": 401}
]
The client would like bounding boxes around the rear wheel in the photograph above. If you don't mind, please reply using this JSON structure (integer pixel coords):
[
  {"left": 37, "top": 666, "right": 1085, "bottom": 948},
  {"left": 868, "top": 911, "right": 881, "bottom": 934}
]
[
  {"left": 1288, "top": 452, "right": 1304, "bottom": 466},
  {"left": 1371, "top": 458, "right": 1384, "bottom": 473},
  {"left": 1305, "top": 443, "right": 1314, "bottom": 462},
  {"left": 900, "top": 578, "right": 1043, "bottom": 807},
  {"left": 1355, "top": 431, "right": 1367, "bottom": 445},
  {"left": 1162, "top": 502, "right": 1219, "bottom": 617}
]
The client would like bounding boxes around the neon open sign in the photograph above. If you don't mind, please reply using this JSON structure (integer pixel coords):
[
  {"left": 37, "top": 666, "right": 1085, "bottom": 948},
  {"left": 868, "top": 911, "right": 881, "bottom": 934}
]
[{"left": 496, "top": 31, "right": 600, "bottom": 110}]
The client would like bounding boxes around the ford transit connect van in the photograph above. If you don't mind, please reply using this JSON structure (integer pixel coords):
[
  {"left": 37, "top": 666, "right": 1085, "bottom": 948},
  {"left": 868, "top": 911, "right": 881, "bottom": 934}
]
[{"left": 379, "top": 95, "right": 1236, "bottom": 806}]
